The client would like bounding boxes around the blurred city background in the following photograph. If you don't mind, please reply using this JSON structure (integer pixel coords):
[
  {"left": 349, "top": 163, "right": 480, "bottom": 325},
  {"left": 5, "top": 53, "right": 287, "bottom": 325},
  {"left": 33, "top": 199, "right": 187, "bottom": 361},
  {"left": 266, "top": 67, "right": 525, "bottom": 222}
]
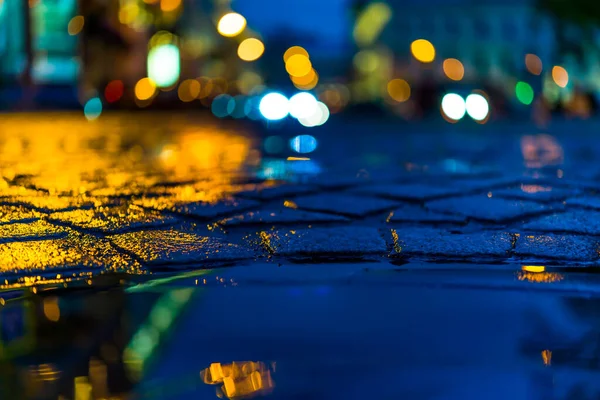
[{"left": 1, "top": 0, "right": 599, "bottom": 123}]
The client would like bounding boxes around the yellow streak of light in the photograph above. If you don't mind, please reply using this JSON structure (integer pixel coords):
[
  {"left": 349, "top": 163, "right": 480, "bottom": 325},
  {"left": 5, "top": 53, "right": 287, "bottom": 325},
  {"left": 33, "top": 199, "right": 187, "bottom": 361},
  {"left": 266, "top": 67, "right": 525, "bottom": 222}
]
[{"left": 522, "top": 265, "right": 545, "bottom": 273}]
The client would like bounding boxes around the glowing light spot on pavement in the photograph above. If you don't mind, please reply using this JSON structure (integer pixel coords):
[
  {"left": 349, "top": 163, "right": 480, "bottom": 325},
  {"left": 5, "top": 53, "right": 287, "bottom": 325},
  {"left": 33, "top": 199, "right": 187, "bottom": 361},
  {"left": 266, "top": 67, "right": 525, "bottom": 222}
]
[
  {"left": 289, "top": 92, "right": 318, "bottom": 119},
  {"left": 465, "top": 93, "right": 489, "bottom": 121},
  {"left": 84, "top": 97, "right": 102, "bottom": 121},
  {"left": 440, "top": 93, "right": 465, "bottom": 121},
  {"left": 522, "top": 265, "right": 545, "bottom": 273},
  {"left": 290, "top": 135, "right": 317, "bottom": 153},
  {"left": 217, "top": 13, "right": 246, "bottom": 37},
  {"left": 259, "top": 92, "right": 289, "bottom": 121}
]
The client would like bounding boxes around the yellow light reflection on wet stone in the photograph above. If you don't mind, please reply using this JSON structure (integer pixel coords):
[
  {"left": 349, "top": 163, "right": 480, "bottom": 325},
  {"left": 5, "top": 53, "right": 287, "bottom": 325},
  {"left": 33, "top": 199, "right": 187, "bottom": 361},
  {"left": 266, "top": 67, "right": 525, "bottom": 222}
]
[{"left": 201, "top": 361, "right": 274, "bottom": 399}]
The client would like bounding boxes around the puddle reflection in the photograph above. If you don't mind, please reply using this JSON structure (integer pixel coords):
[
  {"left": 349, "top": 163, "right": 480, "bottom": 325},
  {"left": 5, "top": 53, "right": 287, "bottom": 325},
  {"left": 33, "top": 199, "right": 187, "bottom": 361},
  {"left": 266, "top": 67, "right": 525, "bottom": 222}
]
[{"left": 0, "top": 272, "right": 599, "bottom": 398}]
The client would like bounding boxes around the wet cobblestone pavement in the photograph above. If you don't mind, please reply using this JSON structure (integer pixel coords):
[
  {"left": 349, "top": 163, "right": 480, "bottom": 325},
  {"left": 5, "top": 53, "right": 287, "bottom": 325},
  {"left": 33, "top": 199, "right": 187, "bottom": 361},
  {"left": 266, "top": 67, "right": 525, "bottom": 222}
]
[
  {"left": 3, "top": 113, "right": 600, "bottom": 398},
  {"left": 2, "top": 113, "right": 600, "bottom": 285}
]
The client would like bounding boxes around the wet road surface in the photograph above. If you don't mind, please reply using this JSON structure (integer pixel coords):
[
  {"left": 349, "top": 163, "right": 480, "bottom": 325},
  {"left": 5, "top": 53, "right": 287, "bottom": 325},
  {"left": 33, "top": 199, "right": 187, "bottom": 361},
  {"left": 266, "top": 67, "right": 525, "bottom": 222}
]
[{"left": 1, "top": 113, "right": 600, "bottom": 398}]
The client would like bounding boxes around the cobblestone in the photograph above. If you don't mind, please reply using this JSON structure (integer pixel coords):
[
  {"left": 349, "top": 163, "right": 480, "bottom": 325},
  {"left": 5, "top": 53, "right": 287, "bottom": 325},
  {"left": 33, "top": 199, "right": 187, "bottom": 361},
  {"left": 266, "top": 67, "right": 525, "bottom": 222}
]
[
  {"left": 523, "top": 210, "right": 600, "bottom": 235},
  {"left": 261, "top": 227, "right": 386, "bottom": 258},
  {"left": 48, "top": 204, "right": 178, "bottom": 233},
  {"left": 391, "top": 228, "right": 514, "bottom": 259},
  {"left": 293, "top": 193, "right": 400, "bottom": 217},
  {"left": 514, "top": 233, "right": 600, "bottom": 261},
  {"left": 216, "top": 208, "right": 349, "bottom": 226},
  {"left": 109, "top": 230, "right": 256, "bottom": 266},
  {"left": 426, "top": 195, "right": 557, "bottom": 222},
  {"left": 3, "top": 115, "right": 600, "bottom": 277}
]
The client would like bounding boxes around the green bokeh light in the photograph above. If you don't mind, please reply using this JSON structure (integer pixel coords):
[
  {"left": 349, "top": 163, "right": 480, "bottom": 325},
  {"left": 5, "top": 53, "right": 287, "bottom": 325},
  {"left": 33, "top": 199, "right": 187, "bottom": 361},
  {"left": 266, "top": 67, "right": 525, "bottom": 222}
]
[{"left": 516, "top": 81, "right": 534, "bottom": 105}]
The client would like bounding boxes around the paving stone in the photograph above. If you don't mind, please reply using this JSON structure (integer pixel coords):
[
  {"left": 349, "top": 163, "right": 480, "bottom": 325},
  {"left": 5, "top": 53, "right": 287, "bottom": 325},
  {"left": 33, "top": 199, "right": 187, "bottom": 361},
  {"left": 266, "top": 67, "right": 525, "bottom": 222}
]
[
  {"left": 566, "top": 196, "right": 600, "bottom": 210},
  {"left": 426, "top": 195, "right": 556, "bottom": 222},
  {"left": 262, "top": 227, "right": 386, "bottom": 257},
  {"left": 0, "top": 220, "right": 67, "bottom": 243},
  {"left": 492, "top": 185, "right": 576, "bottom": 202},
  {"left": 237, "top": 184, "right": 318, "bottom": 200},
  {"left": 0, "top": 232, "right": 140, "bottom": 275},
  {"left": 388, "top": 205, "right": 466, "bottom": 224},
  {"left": 1, "top": 194, "right": 97, "bottom": 212},
  {"left": 136, "top": 196, "right": 260, "bottom": 219},
  {"left": 48, "top": 204, "right": 178, "bottom": 233},
  {"left": 351, "top": 184, "right": 466, "bottom": 201},
  {"left": 523, "top": 210, "right": 600, "bottom": 235},
  {"left": 514, "top": 233, "right": 599, "bottom": 261},
  {"left": 0, "top": 205, "right": 41, "bottom": 225},
  {"left": 391, "top": 228, "right": 513, "bottom": 258},
  {"left": 216, "top": 208, "right": 349, "bottom": 226},
  {"left": 293, "top": 193, "right": 400, "bottom": 217},
  {"left": 109, "top": 230, "right": 255, "bottom": 265}
]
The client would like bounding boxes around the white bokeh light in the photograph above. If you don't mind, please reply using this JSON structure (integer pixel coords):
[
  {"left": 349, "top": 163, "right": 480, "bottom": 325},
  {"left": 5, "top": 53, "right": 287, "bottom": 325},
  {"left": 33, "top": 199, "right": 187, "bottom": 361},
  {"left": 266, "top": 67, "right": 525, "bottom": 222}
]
[
  {"left": 259, "top": 92, "right": 289, "bottom": 121},
  {"left": 441, "top": 93, "right": 466, "bottom": 121},
  {"left": 299, "top": 101, "right": 330, "bottom": 127},
  {"left": 289, "top": 92, "right": 318, "bottom": 119},
  {"left": 465, "top": 93, "right": 489, "bottom": 121}
]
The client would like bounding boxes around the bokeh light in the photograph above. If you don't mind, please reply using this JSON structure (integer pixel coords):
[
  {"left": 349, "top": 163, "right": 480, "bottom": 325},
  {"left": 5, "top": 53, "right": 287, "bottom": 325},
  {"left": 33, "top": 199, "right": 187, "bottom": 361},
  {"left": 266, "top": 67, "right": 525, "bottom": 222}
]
[
  {"left": 292, "top": 73, "right": 319, "bottom": 90},
  {"left": 525, "top": 54, "right": 542, "bottom": 75},
  {"left": 237, "top": 38, "right": 265, "bottom": 62},
  {"left": 443, "top": 58, "right": 464, "bottom": 81},
  {"left": 441, "top": 93, "right": 466, "bottom": 121},
  {"left": 160, "top": 0, "right": 181, "bottom": 12},
  {"left": 465, "top": 94, "right": 489, "bottom": 121},
  {"left": 552, "top": 66, "right": 569, "bottom": 88},
  {"left": 298, "top": 102, "right": 330, "bottom": 127},
  {"left": 289, "top": 92, "right": 319, "bottom": 119},
  {"left": 286, "top": 54, "right": 312, "bottom": 77},
  {"left": 291, "top": 69, "right": 316, "bottom": 85},
  {"left": 387, "top": 79, "right": 410, "bottom": 102},
  {"left": 284, "top": 46, "right": 309, "bottom": 63},
  {"left": 217, "top": 13, "right": 246, "bottom": 37},
  {"left": 104, "top": 80, "right": 124, "bottom": 103},
  {"left": 259, "top": 92, "right": 289, "bottom": 121},
  {"left": 211, "top": 94, "right": 235, "bottom": 118},
  {"left": 290, "top": 135, "right": 318, "bottom": 153},
  {"left": 353, "top": 50, "right": 380, "bottom": 73},
  {"left": 410, "top": 39, "right": 435, "bottom": 63},
  {"left": 148, "top": 44, "right": 180, "bottom": 87},
  {"left": 84, "top": 98, "right": 102, "bottom": 121},
  {"left": 353, "top": 2, "right": 392, "bottom": 47},
  {"left": 135, "top": 78, "right": 157, "bottom": 101},
  {"left": 515, "top": 81, "right": 534, "bottom": 105},
  {"left": 68, "top": 16, "right": 85, "bottom": 36},
  {"left": 178, "top": 79, "right": 201, "bottom": 102}
]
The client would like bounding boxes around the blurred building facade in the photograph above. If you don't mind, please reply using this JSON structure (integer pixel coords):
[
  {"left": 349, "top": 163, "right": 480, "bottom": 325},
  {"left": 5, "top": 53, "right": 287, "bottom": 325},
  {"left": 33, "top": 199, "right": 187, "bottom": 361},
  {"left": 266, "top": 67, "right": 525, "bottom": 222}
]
[{"left": 378, "top": 0, "right": 554, "bottom": 80}]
